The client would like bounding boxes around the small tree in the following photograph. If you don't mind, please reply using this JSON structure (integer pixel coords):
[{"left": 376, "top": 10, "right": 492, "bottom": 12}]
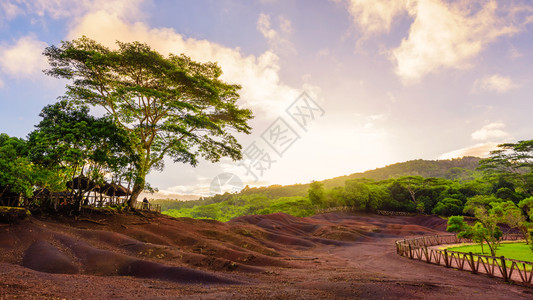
[
  {"left": 492, "top": 201, "right": 529, "bottom": 243},
  {"left": 446, "top": 216, "right": 468, "bottom": 234},
  {"left": 518, "top": 197, "right": 533, "bottom": 249},
  {"left": 446, "top": 215, "right": 501, "bottom": 256},
  {"left": 344, "top": 179, "right": 373, "bottom": 211},
  {"left": 308, "top": 181, "right": 325, "bottom": 207},
  {"left": 432, "top": 197, "right": 463, "bottom": 216},
  {"left": 460, "top": 197, "right": 506, "bottom": 256}
]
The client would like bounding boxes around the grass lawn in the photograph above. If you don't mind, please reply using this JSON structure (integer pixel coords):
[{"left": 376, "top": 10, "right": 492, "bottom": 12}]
[{"left": 447, "top": 242, "right": 533, "bottom": 262}]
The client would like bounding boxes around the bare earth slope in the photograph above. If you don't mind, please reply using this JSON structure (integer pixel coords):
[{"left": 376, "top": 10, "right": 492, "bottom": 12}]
[{"left": 1, "top": 210, "right": 532, "bottom": 299}]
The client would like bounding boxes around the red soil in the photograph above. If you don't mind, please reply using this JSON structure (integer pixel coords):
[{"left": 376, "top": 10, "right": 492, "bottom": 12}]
[{"left": 1, "top": 210, "right": 532, "bottom": 299}]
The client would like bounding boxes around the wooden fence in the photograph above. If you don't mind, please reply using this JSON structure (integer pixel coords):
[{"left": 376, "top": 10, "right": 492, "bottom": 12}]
[
  {"left": 395, "top": 234, "right": 533, "bottom": 286},
  {"left": 2, "top": 193, "right": 161, "bottom": 213},
  {"left": 376, "top": 210, "right": 416, "bottom": 216},
  {"left": 132, "top": 202, "right": 161, "bottom": 213}
]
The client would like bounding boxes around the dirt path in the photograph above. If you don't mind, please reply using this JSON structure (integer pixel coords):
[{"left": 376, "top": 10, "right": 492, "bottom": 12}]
[{"left": 1, "top": 212, "right": 532, "bottom": 299}]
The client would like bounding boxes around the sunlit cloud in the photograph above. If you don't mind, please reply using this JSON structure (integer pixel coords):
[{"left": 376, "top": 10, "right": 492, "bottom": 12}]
[
  {"left": 508, "top": 46, "right": 523, "bottom": 59},
  {"left": 438, "top": 142, "right": 499, "bottom": 159},
  {"left": 0, "top": 35, "right": 48, "bottom": 79},
  {"left": 471, "top": 122, "right": 509, "bottom": 141},
  {"left": 340, "top": 0, "right": 410, "bottom": 35},
  {"left": 339, "top": 0, "right": 527, "bottom": 84},
  {"left": 256, "top": 13, "right": 295, "bottom": 54},
  {"left": 471, "top": 74, "right": 519, "bottom": 94},
  {"left": 67, "top": 10, "right": 303, "bottom": 115},
  {"left": 279, "top": 16, "right": 293, "bottom": 34},
  {"left": 0, "top": 0, "right": 145, "bottom": 20},
  {"left": 0, "top": 1, "right": 22, "bottom": 21},
  {"left": 391, "top": 0, "right": 518, "bottom": 85},
  {"left": 439, "top": 121, "right": 509, "bottom": 159}
]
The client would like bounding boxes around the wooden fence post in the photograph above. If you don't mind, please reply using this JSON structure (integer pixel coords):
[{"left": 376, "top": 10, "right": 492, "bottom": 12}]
[
  {"left": 444, "top": 249, "right": 449, "bottom": 267},
  {"left": 469, "top": 252, "right": 476, "bottom": 274},
  {"left": 500, "top": 256, "right": 508, "bottom": 282}
]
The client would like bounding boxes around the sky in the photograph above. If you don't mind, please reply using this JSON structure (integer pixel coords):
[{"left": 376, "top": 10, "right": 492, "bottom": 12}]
[{"left": 1, "top": 0, "right": 533, "bottom": 198}]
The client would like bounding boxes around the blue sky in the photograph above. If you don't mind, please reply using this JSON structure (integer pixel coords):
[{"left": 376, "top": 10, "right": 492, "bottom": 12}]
[{"left": 1, "top": 0, "right": 533, "bottom": 198}]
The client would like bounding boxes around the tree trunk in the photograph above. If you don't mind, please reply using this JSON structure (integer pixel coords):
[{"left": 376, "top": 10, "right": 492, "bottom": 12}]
[
  {"left": 128, "top": 184, "right": 142, "bottom": 208},
  {"left": 485, "top": 238, "right": 496, "bottom": 256},
  {"left": 128, "top": 173, "right": 146, "bottom": 208},
  {"left": 127, "top": 154, "right": 151, "bottom": 208}
]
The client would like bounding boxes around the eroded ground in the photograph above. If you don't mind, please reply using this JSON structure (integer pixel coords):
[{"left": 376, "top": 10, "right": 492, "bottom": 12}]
[{"left": 1, "top": 210, "right": 532, "bottom": 299}]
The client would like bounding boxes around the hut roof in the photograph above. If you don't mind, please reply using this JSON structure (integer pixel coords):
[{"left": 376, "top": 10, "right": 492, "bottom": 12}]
[
  {"left": 66, "top": 176, "right": 98, "bottom": 190},
  {"left": 99, "top": 182, "right": 130, "bottom": 197},
  {"left": 0, "top": 185, "right": 19, "bottom": 198}
]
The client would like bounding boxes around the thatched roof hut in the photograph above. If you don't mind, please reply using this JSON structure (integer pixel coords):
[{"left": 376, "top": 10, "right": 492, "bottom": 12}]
[
  {"left": 66, "top": 176, "right": 99, "bottom": 190},
  {"left": 0, "top": 185, "right": 21, "bottom": 206},
  {"left": 99, "top": 182, "right": 130, "bottom": 197}
]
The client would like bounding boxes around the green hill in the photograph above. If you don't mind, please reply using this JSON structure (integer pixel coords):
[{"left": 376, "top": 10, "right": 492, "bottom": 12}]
[
  {"left": 153, "top": 156, "right": 481, "bottom": 212},
  {"left": 159, "top": 156, "right": 485, "bottom": 221},
  {"left": 322, "top": 156, "right": 480, "bottom": 187},
  {"left": 236, "top": 156, "right": 481, "bottom": 198}
]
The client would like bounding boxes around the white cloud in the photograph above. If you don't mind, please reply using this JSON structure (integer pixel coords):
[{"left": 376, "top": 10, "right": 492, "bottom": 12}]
[
  {"left": 438, "top": 142, "right": 498, "bottom": 159},
  {"left": 341, "top": 0, "right": 410, "bottom": 35},
  {"left": 256, "top": 13, "right": 295, "bottom": 54},
  {"left": 67, "top": 10, "right": 304, "bottom": 115},
  {"left": 1, "top": 0, "right": 144, "bottom": 20},
  {"left": 0, "top": 78, "right": 4, "bottom": 88},
  {"left": 508, "top": 46, "right": 522, "bottom": 59},
  {"left": 340, "top": 0, "right": 527, "bottom": 84},
  {"left": 0, "top": 35, "right": 48, "bottom": 79},
  {"left": 471, "top": 122, "right": 508, "bottom": 141},
  {"left": 440, "top": 121, "right": 510, "bottom": 159},
  {"left": 391, "top": 0, "right": 518, "bottom": 85},
  {"left": 471, "top": 74, "right": 518, "bottom": 94},
  {"left": 279, "top": 16, "right": 293, "bottom": 33},
  {"left": 0, "top": 1, "right": 22, "bottom": 20}
]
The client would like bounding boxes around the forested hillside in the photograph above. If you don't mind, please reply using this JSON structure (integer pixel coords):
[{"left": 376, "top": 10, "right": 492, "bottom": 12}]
[
  {"left": 322, "top": 156, "right": 481, "bottom": 187},
  {"left": 158, "top": 156, "right": 487, "bottom": 220},
  {"left": 158, "top": 156, "right": 480, "bottom": 203}
]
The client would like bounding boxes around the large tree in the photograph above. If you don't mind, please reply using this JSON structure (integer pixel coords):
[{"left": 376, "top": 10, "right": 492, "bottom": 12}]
[
  {"left": 479, "top": 140, "right": 533, "bottom": 195},
  {"left": 44, "top": 37, "right": 253, "bottom": 206}
]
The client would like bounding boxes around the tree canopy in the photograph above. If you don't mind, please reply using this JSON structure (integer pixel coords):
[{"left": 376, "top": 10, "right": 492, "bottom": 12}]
[
  {"left": 44, "top": 37, "right": 253, "bottom": 205},
  {"left": 28, "top": 100, "right": 136, "bottom": 209},
  {"left": 479, "top": 140, "right": 533, "bottom": 195}
]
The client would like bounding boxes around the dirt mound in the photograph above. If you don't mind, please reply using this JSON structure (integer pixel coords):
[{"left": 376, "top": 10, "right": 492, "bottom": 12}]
[
  {"left": 22, "top": 240, "right": 78, "bottom": 274},
  {"left": 121, "top": 260, "right": 241, "bottom": 284},
  {"left": 230, "top": 213, "right": 321, "bottom": 235},
  {"left": 407, "top": 215, "right": 448, "bottom": 231},
  {"left": 4, "top": 210, "right": 531, "bottom": 299}
]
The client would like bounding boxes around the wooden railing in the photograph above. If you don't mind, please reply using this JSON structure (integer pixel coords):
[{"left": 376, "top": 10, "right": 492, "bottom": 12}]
[
  {"left": 133, "top": 202, "right": 161, "bottom": 213},
  {"left": 376, "top": 210, "right": 416, "bottom": 216},
  {"left": 395, "top": 234, "right": 533, "bottom": 286}
]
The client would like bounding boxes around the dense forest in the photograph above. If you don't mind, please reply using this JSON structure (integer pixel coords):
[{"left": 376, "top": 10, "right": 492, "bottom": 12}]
[{"left": 159, "top": 148, "right": 533, "bottom": 224}]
